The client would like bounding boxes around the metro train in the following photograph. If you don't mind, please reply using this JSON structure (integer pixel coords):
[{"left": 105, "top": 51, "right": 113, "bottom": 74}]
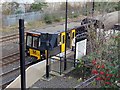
[
  {"left": 25, "top": 11, "right": 119, "bottom": 60},
  {"left": 25, "top": 22, "right": 91, "bottom": 60}
]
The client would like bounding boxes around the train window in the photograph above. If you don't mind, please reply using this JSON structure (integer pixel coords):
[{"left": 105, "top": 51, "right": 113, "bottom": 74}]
[
  {"left": 27, "top": 35, "right": 32, "bottom": 47},
  {"left": 38, "top": 38, "right": 41, "bottom": 47},
  {"left": 54, "top": 38, "right": 58, "bottom": 47},
  {"left": 33, "top": 37, "right": 38, "bottom": 48}
]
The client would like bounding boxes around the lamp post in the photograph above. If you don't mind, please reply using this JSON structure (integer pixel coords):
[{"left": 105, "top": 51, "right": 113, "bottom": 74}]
[{"left": 64, "top": 0, "right": 68, "bottom": 70}]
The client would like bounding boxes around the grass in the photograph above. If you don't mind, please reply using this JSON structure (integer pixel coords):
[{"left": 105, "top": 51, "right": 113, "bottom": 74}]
[{"left": 1, "top": 20, "right": 46, "bottom": 33}]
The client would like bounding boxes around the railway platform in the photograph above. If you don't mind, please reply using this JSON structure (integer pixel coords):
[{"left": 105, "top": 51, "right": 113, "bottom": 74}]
[{"left": 6, "top": 49, "right": 76, "bottom": 88}]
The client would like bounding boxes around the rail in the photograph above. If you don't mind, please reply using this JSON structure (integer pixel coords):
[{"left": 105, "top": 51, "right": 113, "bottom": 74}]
[{"left": 0, "top": 60, "right": 39, "bottom": 89}]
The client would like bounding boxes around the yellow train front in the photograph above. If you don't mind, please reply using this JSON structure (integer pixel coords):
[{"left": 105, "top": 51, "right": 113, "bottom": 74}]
[{"left": 26, "top": 32, "right": 59, "bottom": 60}]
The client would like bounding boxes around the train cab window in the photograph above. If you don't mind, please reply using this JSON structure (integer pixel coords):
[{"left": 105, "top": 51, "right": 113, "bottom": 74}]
[
  {"left": 33, "top": 37, "right": 38, "bottom": 48},
  {"left": 27, "top": 35, "right": 32, "bottom": 47},
  {"left": 38, "top": 38, "right": 41, "bottom": 47}
]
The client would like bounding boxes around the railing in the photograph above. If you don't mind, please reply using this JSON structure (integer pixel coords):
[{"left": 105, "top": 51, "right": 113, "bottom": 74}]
[
  {"left": 49, "top": 55, "right": 79, "bottom": 75},
  {"left": 74, "top": 74, "right": 98, "bottom": 88}
]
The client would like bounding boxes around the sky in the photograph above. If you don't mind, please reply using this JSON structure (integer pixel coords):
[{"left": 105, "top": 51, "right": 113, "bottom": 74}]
[{"left": 0, "top": 0, "right": 119, "bottom": 4}]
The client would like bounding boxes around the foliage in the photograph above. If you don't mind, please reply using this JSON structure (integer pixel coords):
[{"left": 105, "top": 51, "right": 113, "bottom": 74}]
[
  {"left": 43, "top": 14, "right": 53, "bottom": 24},
  {"left": 2, "top": 2, "right": 19, "bottom": 15},
  {"left": 69, "top": 13, "right": 79, "bottom": 18},
  {"left": 94, "top": 2, "right": 120, "bottom": 13},
  {"left": 84, "top": 33, "right": 120, "bottom": 88},
  {"left": 43, "top": 13, "right": 63, "bottom": 24},
  {"left": 30, "top": 2, "right": 47, "bottom": 12},
  {"left": 60, "top": 2, "right": 73, "bottom": 11}
]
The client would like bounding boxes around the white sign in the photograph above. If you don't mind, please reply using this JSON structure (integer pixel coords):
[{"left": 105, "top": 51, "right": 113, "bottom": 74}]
[{"left": 76, "top": 39, "right": 87, "bottom": 59}]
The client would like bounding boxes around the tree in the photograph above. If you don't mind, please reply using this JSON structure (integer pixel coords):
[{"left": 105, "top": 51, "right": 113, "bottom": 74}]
[
  {"left": 60, "top": 2, "right": 73, "bottom": 11},
  {"left": 30, "top": 2, "right": 47, "bottom": 12},
  {"left": 94, "top": 2, "right": 119, "bottom": 13},
  {"left": 2, "top": 2, "right": 19, "bottom": 15}
]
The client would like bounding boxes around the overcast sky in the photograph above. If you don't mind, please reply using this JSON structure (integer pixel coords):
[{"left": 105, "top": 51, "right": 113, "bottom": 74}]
[{"left": 0, "top": 0, "right": 119, "bottom": 4}]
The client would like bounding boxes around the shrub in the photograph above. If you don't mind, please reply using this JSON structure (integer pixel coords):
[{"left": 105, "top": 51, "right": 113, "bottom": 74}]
[
  {"left": 52, "top": 15, "right": 61, "bottom": 22},
  {"left": 73, "top": 14, "right": 79, "bottom": 18},
  {"left": 44, "top": 14, "right": 53, "bottom": 24},
  {"left": 80, "top": 33, "right": 120, "bottom": 88}
]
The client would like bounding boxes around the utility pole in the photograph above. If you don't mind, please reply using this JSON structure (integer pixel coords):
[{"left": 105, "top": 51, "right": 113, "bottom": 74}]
[
  {"left": 64, "top": 0, "right": 68, "bottom": 70},
  {"left": 85, "top": 2, "right": 87, "bottom": 16},
  {"left": 19, "top": 19, "right": 26, "bottom": 90},
  {"left": 92, "top": 0, "right": 94, "bottom": 17},
  {"left": 46, "top": 33, "right": 49, "bottom": 78}
]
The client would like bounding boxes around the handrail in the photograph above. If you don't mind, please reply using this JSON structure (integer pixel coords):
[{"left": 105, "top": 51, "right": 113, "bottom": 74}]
[{"left": 74, "top": 74, "right": 98, "bottom": 88}]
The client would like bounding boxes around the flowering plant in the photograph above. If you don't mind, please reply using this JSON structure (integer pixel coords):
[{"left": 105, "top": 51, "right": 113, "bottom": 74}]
[{"left": 82, "top": 33, "right": 120, "bottom": 88}]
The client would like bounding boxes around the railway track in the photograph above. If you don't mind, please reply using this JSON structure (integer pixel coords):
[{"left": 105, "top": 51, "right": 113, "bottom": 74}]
[
  {"left": 0, "top": 34, "right": 19, "bottom": 43},
  {"left": 0, "top": 52, "right": 20, "bottom": 67},
  {"left": 0, "top": 52, "right": 21, "bottom": 88},
  {"left": 1, "top": 60, "right": 39, "bottom": 89}
]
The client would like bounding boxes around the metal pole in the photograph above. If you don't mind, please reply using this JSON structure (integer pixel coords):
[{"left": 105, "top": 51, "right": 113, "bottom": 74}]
[
  {"left": 92, "top": 0, "right": 94, "bottom": 17},
  {"left": 74, "top": 37, "right": 76, "bottom": 67},
  {"left": 19, "top": 19, "right": 26, "bottom": 90},
  {"left": 64, "top": 0, "right": 68, "bottom": 70},
  {"left": 85, "top": 2, "right": 87, "bottom": 16},
  {"left": 46, "top": 33, "right": 49, "bottom": 78},
  {"left": 60, "top": 57, "right": 62, "bottom": 75}
]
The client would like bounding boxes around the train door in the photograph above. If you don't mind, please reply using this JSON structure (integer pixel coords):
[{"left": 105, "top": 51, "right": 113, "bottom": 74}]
[
  {"left": 60, "top": 32, "right": 66, "bottom": 53},
  {"left": 70, "top": 29, "right": 76, "bottom": 49}
]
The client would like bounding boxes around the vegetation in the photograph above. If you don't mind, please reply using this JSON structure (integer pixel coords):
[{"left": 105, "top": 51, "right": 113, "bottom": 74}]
[
  {"left": 29, "top": 2, "right": 47, "bottom": 12},
  {"left": 94, "top": 2, "right": 120, "bottom": 13},
  {"left": 2, "top": 2, "right": 19, "bottom": 15},
  {"left": 43, "top": 13, "right": 62, "bottom": 24},
  {"left": 60, "top": 2, "right": 73, "bottom": 11},
  {"left": 78, "top": 21, "right": 120, "bottom": 88},
  {"left": 43, "top": 14, "right": 53, "bottom": 24}
]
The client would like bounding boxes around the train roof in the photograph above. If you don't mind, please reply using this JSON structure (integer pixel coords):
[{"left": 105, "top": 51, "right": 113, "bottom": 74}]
[{"left": 28, "top": 21, "right": 81, "bottom": 34}]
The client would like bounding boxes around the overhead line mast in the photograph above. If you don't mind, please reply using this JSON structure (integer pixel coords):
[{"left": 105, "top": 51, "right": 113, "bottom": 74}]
[
  {"left": 92, "top": 0, "right": 94, "bottom": 17},
  {"left": 64, "top": 0, "right": 68, "bottom": 70}
]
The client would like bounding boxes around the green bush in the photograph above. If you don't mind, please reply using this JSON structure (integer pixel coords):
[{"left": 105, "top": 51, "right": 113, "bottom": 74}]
[
  {"left": 54, "top": 18, "right": 61, "bottom": 22},
  {"left": 73, "top": 14, "right": 79, "bottom": 18},
  {"left": 44, "top": 14, "right": 53, "bottom": 24}
]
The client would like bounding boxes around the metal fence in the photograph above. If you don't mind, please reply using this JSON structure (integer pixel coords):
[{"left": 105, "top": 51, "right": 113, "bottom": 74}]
[
  {"left": 2, "top": 11, "right": 44, "bottom": 26},
  {"left": 2, "top": 10, "right": 82, "bottom": 26},
  {"left": 49, "top": 55, "right": 79, "bottom": 75}
]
